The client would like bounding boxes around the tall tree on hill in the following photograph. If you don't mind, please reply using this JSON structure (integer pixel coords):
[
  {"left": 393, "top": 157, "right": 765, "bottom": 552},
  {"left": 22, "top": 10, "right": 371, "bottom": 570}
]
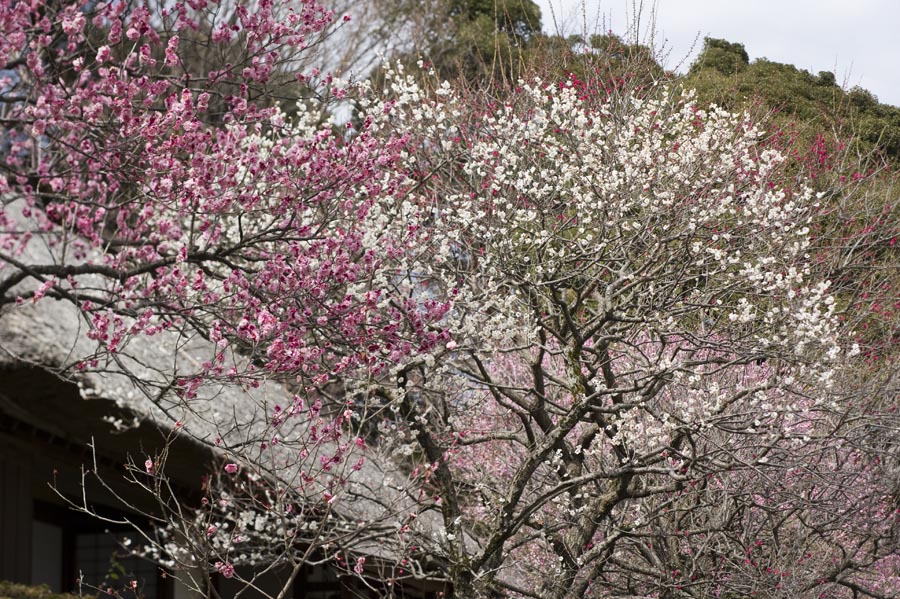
[{"left": 413, "top": 0, "right": 543, "bottom": 83}]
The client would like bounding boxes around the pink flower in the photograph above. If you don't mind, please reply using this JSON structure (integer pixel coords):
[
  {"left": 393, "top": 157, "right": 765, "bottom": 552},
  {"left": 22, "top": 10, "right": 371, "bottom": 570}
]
[
  {"left": 206, "top": 525, "right": 217, "bottom": 537},
  {"left": 164, "top": 36, "right": 179, "bottom": 67},
  {"left": 61, "top": 11, "right": 85, "bottom": 35},
  {"left": 215, "top": 561, "right": 235, "bottom": 579},
  {"left": 144, "top": 458, "right": 153, "bottom": 473},
  {"left": 224, "top": 463, "right": 238, "bottom": 474}
]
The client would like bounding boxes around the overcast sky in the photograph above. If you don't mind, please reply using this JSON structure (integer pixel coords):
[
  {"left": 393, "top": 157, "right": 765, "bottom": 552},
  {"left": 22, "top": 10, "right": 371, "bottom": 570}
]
[{"left": 534, "top": 0, "right": 900, "bottom": 107}]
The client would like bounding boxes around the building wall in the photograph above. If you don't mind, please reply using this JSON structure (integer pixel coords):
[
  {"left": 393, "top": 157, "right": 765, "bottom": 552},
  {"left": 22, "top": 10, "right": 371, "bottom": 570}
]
[
  {"left": 0, "top": 438, "right": 33, "bottom": 585},
  {"left": 30, "top": 520, "right": 63, "bottom": 592}
]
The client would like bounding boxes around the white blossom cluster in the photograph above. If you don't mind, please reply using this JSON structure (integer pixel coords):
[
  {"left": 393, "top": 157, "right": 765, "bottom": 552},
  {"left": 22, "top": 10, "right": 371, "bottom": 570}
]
[{"left": 368, "top": 68, "right": 846, "bottom": 418}]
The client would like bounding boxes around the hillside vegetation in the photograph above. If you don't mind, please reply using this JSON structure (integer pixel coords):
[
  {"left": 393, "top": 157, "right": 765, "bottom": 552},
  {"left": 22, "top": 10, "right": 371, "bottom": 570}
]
[{"left": 686, "top": 37, "right": 900, "bottom": 160}]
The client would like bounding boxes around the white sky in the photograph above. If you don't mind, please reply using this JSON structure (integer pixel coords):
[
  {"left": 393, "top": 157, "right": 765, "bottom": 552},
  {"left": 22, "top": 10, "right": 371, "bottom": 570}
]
[{"left": 534, "top": 0, "right": 900, "bottom": 107}]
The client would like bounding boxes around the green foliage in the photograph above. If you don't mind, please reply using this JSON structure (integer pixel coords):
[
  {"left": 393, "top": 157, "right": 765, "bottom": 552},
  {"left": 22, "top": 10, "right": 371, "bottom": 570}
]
[
  {"left": 0, "top": 582, "right": 80, "bottom": 599},
  {"left": 685, "top": 38, "right": 900, "bottom": 161},
  {"left": 689, "top": 37, "right": 749, "bottom": 76},
  {"left": 423, "top": 0, "right": 543, "bottom": 83},
  {"left": 585, "top": 33, "right": 666, "bottom": 80},
  {"left": 448, "top": 0, "right": 541, "bottom": 38},
  {"left": 817, "top": 70, "right": 837, "bottom": 87}
]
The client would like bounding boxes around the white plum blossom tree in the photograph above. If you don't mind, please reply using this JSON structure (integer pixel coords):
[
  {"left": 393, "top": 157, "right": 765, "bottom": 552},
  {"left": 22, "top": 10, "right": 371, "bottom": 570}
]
[{"left": 348, "top": 66, "right": 898, "bottom": 599}]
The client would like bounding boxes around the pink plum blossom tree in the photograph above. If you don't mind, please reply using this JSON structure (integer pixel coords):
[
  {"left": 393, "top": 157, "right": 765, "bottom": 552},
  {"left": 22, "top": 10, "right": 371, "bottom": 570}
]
[{"left": 0, "top": 0, "right": 447, "bottom": 596}]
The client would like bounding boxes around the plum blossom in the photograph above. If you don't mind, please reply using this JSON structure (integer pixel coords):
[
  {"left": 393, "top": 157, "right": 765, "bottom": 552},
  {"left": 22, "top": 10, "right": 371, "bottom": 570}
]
[{"left": 215, "top": 561, "right": 235, "bottom": 579}]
